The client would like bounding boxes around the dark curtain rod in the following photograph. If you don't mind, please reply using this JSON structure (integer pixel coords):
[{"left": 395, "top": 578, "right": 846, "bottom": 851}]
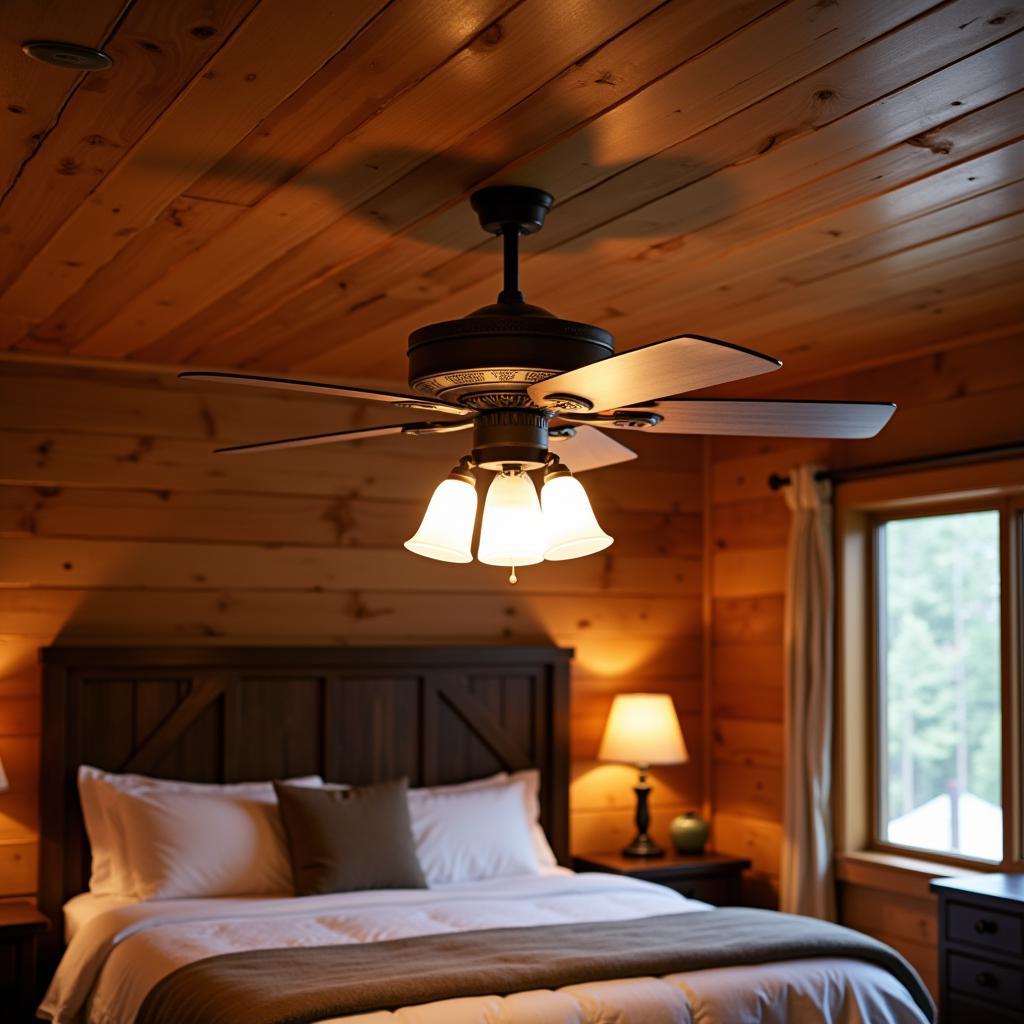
[{"left": 767, "top": 440, "right": 1024, "bottom": 491}]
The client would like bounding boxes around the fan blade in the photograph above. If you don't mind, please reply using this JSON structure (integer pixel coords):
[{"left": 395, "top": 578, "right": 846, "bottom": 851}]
[
  {"left": 566, "top": 399, "right": 896, "bottom": 439},
  {"left": 214, "top": 420, "right": 472, "bottom": 455},
  {"left": 547, "top": 424, "right": 637, "bottom": 472},
  {"left": 527, "top": 335, "right": 781, "bottom": 412},
  {"left": 180, "top": 370, "right": 471, "bottom": 417}
]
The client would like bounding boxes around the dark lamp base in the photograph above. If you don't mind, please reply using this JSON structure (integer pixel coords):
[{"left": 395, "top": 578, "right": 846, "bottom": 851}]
[{"left": 621, "top": 834, "right": 665, "bottom": 858}]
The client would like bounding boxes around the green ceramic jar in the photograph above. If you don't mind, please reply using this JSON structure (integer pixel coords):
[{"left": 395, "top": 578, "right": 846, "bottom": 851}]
[{"left": 669, "top": 810, "right": 709, "bottom": 854}]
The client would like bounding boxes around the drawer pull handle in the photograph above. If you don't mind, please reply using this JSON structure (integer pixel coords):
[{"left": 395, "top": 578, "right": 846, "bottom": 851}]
[
  {"left": 975, "top": 971, "right": 997, "bottom": 988},
  {"left": 974, "top": 918, "right": 997, "bottom": 934}
]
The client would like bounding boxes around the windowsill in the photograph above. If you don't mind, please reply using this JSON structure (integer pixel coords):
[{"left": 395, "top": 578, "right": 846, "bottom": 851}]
[{"left": 836, "top": 850, "right": 985, "bottom": 899}]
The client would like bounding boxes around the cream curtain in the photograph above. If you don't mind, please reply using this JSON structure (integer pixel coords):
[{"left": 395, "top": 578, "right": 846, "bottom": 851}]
[{"left": 779, "top": 464, "right": 835, "bottom": 919}]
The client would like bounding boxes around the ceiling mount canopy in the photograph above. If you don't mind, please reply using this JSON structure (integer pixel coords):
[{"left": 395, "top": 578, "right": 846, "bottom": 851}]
[{"left": 182, "top": 186, "right": 895, "bottom": 582}]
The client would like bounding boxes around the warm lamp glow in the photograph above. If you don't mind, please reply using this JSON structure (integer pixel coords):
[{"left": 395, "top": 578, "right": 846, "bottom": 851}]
[
  {"left": 541, "top": 472, "right": 612, "bottom": 560},
  {"left": 477, "top": 470, "right": 546, "bottom": 568},
  {"left": 0, "top": 755, "right": 8, "bottom": 793},
  {"left": 404, "top": 475, "right": 477, "bottom": 563},
  {"left": 598, "top": 693, "right": 688, "bottom": 766}
]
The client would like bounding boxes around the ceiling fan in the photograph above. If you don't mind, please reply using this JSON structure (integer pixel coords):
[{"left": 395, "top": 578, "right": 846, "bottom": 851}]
[{"left": 182, "top": 186, "right": 894, "bottom": 581}]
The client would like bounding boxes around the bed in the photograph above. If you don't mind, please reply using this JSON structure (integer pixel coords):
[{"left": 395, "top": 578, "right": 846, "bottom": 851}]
[{"left": 36, "top": 645, "right": 934, "bottom": 1024}]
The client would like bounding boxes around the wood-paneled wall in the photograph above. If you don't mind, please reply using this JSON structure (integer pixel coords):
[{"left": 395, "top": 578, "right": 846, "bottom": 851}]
[
  {"left": 0, "top": 358, "right": 705, "bottom": 897},
  {"left": 706, "top": 329, "right": 1024, "bottom": 995}
]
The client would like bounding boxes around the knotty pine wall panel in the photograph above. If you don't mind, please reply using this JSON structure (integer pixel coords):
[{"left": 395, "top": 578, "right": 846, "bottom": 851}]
[
  {"left": 706, "top": 330, "right": 1024, "bottom": 994},
  {"left": 0, "top": 360, "right": 704, "bottom": 896}
]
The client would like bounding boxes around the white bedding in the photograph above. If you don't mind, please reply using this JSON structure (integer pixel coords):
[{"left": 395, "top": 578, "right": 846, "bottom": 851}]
[{"left": 42, "top": 871, "right": 929, "bottom": 1024}]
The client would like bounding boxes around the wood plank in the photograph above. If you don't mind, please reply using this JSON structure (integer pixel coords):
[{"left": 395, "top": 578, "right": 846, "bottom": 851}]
[
  {"left": 712, "top": 448, "right": 826, "bottom": 504},
  {"left": 0, "top": 484, "right": 702, "bottom": 557},
  {"left": 711, "top": 546, "right": 786, "bottom": 598},
  {"left": 0, "top": 0, "right": 387, "bottom": 321},
  {"left": 752, "top": 263, "right": 1024, "bottom": 381},
  {"left": 0, "top": 361, "right": 404, "bottom": 439},
  {"left": 0, "top": 537, "right": 701, "bottom": 597},
  {"left": 0, "top": 697, "right": 40, "bottom": 737},
  {"left": 839, "top": 882, "right": 938, "bottom": 947},
  {"left": 712, "top": 498, "right": 790, "bottom": 550},
  {"left": 0, "top": 588, "right": 703, "bottom": 641},
  {"left": 0, "top": 841, "right": 37, "bottom": 897},
  {"left": 711, "top": 811, "right": 781, "bottom": 876},
  {"left": 776, "top": 178, "right": 1024, "bottom": 286},
  {"left": 0, "top": 426, "right": 702, "bottom": 511},
  {"left": 711, "top": 681, "right": 783, "bottom": 723},
  {"left": 572, "top": 677, "right": 702, "bottom": 713},
  {"left": 712, "top": 718, "right": 783, "bottom": 769},
  {"left": 0, "top": 0, "right": 261, "bottom": 295},
  {"left": 697, "top": 221, "right": 1024, "bottom": 344},
  {"left": 0, "top": 737, "right": 39, "bottom": 791},
  {"left": 70, "top": 0, "right": 665, "bottom": 359},
  {"left": 520, "top": 39, "right": 1024, "bottom": 335},
  {"left": 0, "top": 792, "right": 37, "bottom": 843},
  {"left": 711, "top": 596, "right": 785, "bottom": 645},
  {"left": 570, "top": 759, "right": 701, "bottom": 814},
  {"left": 183, "top": 0, "right": 517, "bottom": 207},
  {"left": 712, "top": 644, "right": 784, "bottom": 690},
  {"left": 570, "top": 805, "right": 691, "bottom": 856},
  {"left": 835, "top": 852, "right": 968, "bottom": 901},
  {"left": 21, "top": 197, "right": 244, "bottom": 353},
  {"left": 713, "top": 761, "right": 783, "bottom": 821},
  {"left": 0, "top": 1, "right": 126, "bottom": 195}
]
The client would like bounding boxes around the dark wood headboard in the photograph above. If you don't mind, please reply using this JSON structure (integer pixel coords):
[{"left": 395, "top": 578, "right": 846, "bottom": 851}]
[{"left": 39, "top": 644, "right": 571, "bottom": 963}]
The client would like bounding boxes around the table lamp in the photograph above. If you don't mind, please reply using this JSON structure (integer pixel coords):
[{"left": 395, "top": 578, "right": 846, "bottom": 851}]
[{"left": 598, "top": 692, "right": 688, "bottom": 857}]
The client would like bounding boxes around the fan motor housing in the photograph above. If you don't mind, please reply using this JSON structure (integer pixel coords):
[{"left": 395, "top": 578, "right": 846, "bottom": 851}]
[
  {"left": 471, "top": 408, "right": 550, "bottom": 470},
  {"left": 408, "top": 302, "right": 613, "bottom": 410}
]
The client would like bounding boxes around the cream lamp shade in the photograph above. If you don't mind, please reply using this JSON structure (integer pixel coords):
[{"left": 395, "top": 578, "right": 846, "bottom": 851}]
[
  {"left": 477, "top": 469, "right": 546, "bottom": 567},
  {"left": 404, "top": 474, "right": 478, "bottom": 563},
  {"left": 598, "top": 693, "right": 688, "bottom": 766},
  {"left": 541, "top": 472, "right": 613, "bottom": 561}
]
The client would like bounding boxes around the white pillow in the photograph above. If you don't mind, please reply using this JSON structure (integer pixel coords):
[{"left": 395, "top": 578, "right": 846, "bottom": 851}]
[
  {"left": 116, "top": 788, "right": 294, "bottom": 900},
  {"left": 77, "top": 766, "right": 322, "bottom": 897},
  {"left": 408, "top": 770, "right": 556, "bottom": 869},
  {"left": 408, "top": 779, "right": 540, "bottom": 885}
]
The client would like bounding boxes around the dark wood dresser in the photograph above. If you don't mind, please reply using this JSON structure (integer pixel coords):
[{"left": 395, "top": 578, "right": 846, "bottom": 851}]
[{"left": 930, "top": 874, "right": 1024, "bottom": 1023}]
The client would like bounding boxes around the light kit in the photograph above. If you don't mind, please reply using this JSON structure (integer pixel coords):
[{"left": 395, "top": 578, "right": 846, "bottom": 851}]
[
  {"left": 183, "top": 186, "right": 896, "bottom": 585},
  {"left": 404, "top": 452, "right": 611, "bottom": 583}
]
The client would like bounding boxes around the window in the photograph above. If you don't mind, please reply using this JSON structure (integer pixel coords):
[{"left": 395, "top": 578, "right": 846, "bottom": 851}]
[
  {"left": 875, "top": 509, "right": 1002, "bottom": 862},
  {"left": 837, "top": 466, "right": 1022, "bottom": 872}
]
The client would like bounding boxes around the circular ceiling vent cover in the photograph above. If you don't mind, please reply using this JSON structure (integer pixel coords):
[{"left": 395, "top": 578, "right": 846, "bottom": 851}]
[{"left": 21, "top": 41, "right": 113, "bottom": 71}]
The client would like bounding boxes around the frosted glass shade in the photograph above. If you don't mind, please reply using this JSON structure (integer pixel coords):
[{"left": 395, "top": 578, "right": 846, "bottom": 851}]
[
  {"left": 404, "top": 477, "right": 477, "bottom": 563},
  {"left": 477, "top": 470, "right": 546, "bottom": 567},
  {"left": 598, "top": 693, "right": 689, "bottom": 766},
  {"left": 541, "top": 473, "right": 613, "bottom": 560}
]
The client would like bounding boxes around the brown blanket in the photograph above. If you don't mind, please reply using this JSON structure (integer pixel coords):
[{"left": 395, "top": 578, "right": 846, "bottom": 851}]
[{"left": 136, "top": 908, "right": 935, "bottom": 1024}]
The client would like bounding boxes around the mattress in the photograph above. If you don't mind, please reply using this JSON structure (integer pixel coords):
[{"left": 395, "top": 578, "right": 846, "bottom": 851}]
[{"left": 41, "top": 871, "right": 929, "bottom": 1024}]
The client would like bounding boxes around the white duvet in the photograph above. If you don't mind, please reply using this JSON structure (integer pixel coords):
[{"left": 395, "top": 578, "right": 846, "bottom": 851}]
[{"left": 41, "top": 871, "right": 929, "bottom": 1024}]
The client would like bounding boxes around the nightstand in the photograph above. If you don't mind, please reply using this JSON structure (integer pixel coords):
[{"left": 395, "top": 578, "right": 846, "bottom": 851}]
[
  {"left": 930, "top": 874, "right": 1024, "bottom": 1023},
  {"left": 574, "top": 850, "right": 751, "bottom": 905},
  {"left": 0, "top": 902, "right": 48, "bottom": 1022}
]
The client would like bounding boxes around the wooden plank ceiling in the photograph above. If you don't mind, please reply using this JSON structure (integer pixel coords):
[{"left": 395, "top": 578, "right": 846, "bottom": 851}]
[{"left": 1, "top": 0, "right": 1022, "bottom": 394}]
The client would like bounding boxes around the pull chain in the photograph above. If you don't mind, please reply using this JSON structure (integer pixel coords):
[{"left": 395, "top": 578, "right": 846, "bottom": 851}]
[{"left": 509, "top": 565, "right": 518, "bottom": 584}]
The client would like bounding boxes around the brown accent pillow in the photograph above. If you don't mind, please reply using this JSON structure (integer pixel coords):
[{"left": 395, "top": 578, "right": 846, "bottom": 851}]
[{"left": 273, "top": 778, "right": 427, "bottom": 896}]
